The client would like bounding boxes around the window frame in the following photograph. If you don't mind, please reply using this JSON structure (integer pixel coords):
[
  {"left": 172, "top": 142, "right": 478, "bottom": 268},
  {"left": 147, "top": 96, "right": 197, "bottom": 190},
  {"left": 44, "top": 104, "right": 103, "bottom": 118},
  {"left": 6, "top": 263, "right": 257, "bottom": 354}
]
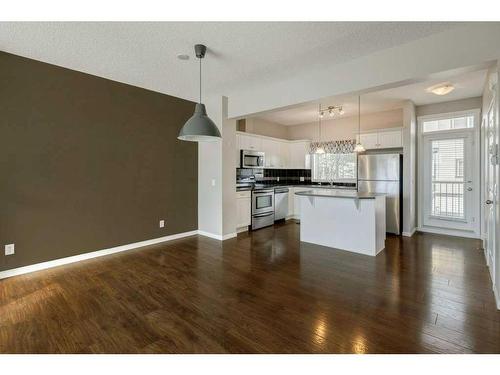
[
  {"left": 419, "top": 109, "right": 477, "bottom": 135},
  {"left": 455, "top": 158, "right": 464, "bottom": 178},
  {"left": 310, "top": 152, "right": 358, "bottom": 183}
]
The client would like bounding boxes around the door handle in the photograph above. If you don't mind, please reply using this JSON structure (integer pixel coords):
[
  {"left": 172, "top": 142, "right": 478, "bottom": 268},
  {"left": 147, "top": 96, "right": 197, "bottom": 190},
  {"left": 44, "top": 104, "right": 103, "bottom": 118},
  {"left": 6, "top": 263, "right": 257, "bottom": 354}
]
[{"left": 486, "top": 199, "right": 493, "bottom": 205}]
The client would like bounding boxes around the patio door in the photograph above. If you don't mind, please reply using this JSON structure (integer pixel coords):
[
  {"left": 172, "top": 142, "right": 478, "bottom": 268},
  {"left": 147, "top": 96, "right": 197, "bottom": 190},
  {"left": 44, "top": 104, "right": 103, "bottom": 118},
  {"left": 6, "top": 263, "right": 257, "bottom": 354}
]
[{"left": 419, "top": 111, "right": 480, "bottom": 237}]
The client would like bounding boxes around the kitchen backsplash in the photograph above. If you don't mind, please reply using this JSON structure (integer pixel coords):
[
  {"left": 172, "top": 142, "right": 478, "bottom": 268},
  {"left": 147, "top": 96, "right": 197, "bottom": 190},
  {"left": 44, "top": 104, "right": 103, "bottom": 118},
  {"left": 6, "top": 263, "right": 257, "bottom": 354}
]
[{"left": 260, "top": 168, "right": 311, "bottom": 184}]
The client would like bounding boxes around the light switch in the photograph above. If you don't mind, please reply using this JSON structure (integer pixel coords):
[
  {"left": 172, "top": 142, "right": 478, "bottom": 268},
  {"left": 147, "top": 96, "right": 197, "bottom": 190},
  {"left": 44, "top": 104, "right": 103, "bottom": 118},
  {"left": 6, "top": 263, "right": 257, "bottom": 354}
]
[
  {"left": 5, "top": 244, "right": 15, "bottom": 256},
  {"left": 211, "top": 179, "right": 216, "bottom": 187},
  {"left": 159, "top": 220, "right": 165, "bottom": 228}
]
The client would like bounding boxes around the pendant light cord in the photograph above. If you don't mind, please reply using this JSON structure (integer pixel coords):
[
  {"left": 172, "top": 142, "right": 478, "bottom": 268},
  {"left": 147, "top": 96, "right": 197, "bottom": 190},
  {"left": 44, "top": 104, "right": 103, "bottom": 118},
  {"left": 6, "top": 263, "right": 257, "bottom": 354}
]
[
  {"left": 318, "top": 104, "right": 322, "bottom": 142},
  {"left": 358, "top": 96, "right": 361, "bottom": 134},
  {"left": 199, "top": 56, "right": 202, "bottom": 104}
]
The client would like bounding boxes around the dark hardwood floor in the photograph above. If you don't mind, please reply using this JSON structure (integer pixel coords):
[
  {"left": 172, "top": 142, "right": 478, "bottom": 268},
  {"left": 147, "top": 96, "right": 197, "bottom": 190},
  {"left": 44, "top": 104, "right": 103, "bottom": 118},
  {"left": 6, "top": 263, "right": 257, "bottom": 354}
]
[{"left": 1, "top": 221, "right": 499, "bottom": 353}]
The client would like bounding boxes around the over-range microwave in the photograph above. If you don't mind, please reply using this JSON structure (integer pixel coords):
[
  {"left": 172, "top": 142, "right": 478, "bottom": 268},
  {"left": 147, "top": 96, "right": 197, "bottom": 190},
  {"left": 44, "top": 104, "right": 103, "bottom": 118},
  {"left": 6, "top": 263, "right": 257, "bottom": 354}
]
[{"left": 240, "top": 150, "right": 265, "bottom": 169}]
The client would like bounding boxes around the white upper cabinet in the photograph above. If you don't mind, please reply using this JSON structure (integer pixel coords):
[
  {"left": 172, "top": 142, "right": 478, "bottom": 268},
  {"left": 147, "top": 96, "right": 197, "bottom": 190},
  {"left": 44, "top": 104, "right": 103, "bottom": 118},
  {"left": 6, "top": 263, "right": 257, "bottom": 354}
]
[
  {"left": 358, "top": 128, "right": 403, "bottom": 150},
  {"left": 279, "top": 142, "right": 289, "bottom": 168},
  {"left": 359, "top": 133, "right": 379, "bottom": 150},
  {"left": 288, "top": 141, "right": 311, "bottom": 169},
  {"left": 235, "top": 132, "right": 311, "bottom": 169},
  {"left": 238, "top": 133, "right": 262, "bottom": 151},
  {"left": 377, "top": 130, "right": 403, "bottom": 148},
  {"left": 261, "top": 138, "right": 281, "bottom": 168}
]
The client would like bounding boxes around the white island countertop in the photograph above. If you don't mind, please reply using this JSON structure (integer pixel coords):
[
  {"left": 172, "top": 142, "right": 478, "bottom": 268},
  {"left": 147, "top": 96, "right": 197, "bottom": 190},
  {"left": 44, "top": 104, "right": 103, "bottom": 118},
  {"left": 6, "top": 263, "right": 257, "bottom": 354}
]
[
  {"left": 295, "top": 189, "right": 383, "bottom": 199},
  {"left": 296, "top": 190, "right": 386, "bottom": 256}
]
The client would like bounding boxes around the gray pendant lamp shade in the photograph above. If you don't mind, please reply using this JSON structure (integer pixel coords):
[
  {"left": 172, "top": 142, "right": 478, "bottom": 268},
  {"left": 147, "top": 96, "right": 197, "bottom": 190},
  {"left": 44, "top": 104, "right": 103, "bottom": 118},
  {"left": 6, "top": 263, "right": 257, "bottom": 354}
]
[
  {"left": 178, "top": 44, "right": 221, "bottom": 142},
  {"left": 178, "top": 103, "right": 221, "bottom": 141}
]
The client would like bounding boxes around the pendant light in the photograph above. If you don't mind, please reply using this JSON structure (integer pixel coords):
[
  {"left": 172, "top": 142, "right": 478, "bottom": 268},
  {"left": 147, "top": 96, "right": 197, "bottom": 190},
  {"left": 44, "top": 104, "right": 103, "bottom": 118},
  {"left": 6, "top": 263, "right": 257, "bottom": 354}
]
[
  {"left": 353, "top": 95, "right": 365, "bottom": 153},
  {"left": 316, "top": 104, "right": 325, "bottom": 154},
  {"left": 178, "top": 44, "right": 221, "bottom": 142}
]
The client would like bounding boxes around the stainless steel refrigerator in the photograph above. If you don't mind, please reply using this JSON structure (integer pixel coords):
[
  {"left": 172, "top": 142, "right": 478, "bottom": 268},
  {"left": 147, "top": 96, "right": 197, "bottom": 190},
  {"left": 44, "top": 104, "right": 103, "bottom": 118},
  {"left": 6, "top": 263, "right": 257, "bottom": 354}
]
[{"left": 357, "top": 153, "right": 402, "bottom": 235}]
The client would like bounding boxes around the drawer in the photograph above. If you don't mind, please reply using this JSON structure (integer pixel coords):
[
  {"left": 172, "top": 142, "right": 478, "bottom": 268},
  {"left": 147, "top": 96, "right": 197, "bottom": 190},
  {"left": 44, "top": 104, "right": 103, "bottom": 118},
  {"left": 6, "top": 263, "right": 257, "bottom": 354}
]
[{"left": 236, "top": 191, "right": 251, "bottom": 199}]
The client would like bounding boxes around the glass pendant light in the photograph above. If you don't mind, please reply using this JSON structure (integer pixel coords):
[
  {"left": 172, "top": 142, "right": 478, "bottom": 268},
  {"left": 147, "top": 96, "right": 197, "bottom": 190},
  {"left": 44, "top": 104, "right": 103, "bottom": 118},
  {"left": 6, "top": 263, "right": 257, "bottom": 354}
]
[
  {"left": 178, "top": 44, "right": 221, "bottom": 142},
  {"left": 316, "top": 104, "right": 325, "bottom": 154},
  {"left": 353, "top": 95, "right": 365, "bottom": 153}
]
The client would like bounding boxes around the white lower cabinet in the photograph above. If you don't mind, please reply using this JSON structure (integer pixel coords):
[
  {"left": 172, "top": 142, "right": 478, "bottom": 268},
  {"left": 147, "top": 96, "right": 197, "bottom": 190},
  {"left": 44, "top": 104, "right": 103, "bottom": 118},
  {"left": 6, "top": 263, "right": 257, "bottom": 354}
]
[
  {"left": 288, "top": 188, "right": 295, "bottom": 218},
  {"left": 236, "top": 191, "right": 251, "bottom": 229}
]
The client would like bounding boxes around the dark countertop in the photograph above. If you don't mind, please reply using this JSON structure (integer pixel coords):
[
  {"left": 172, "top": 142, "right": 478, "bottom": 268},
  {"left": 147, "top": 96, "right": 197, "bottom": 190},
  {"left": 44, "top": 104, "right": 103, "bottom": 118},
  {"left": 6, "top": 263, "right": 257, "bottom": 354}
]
[
  {"left": 237, "top": 184, "right": 357, "bottom": 192},
  {"left": 295, "top": 189, "right": 384, "bottom": 199}
]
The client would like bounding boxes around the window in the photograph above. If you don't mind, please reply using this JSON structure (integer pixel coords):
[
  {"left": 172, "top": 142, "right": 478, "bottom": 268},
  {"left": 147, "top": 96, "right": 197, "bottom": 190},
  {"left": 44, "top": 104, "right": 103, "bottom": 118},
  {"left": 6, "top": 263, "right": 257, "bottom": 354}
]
[
  {"left": 430, "top": 138, "right": 465, "bottom": 219},
  {"left": 423, "top": 115, "right": 474, "bottom": 133},
  {"left": 311, "top": 153, "right": 357, "bottom": 182}
]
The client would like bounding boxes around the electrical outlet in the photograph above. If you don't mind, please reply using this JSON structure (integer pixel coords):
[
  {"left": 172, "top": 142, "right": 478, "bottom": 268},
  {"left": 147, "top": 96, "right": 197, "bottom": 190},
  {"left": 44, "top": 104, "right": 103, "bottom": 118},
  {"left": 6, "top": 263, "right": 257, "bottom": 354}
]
[
  {"left": 5, "top": 243, "right": 15, "bottom": 256},
  {"left": 277, "top": 177, "right": 280, "bottom": 182},
  {"left": 159, "top": 220, "right": 165, "bottom": 228},
  {"left": 300, "top": 177, "right": 305, "bottom": 182}
]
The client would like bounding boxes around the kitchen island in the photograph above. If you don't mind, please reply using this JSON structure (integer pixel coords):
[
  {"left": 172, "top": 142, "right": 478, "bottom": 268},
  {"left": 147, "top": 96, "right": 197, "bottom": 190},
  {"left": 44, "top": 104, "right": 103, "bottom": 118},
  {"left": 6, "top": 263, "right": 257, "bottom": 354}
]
[{"left": 295, "top": 189, "right": 386, "bottom": 256}]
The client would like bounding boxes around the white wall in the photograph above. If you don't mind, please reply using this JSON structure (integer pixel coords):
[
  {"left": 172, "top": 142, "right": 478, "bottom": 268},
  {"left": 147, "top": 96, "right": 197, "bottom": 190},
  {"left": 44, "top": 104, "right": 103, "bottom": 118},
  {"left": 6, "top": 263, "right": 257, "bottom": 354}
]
[
  {"left": 416, "top": 97, "right": 483, "bottom": 117},
  {"left": 287, "top": 108, "right": 403, "bottom": 141},
  {"left": 198, "top": 94, "right": 223, "bottom": 238},
  {"left": 402, "top": 101, "right": 417, "bottom": 236},
  {"left": 222, "top": 96, "right": 237, "bottom": 238},
  {"left": 245, "top": 117, "right": 289, "bottom": 139}
]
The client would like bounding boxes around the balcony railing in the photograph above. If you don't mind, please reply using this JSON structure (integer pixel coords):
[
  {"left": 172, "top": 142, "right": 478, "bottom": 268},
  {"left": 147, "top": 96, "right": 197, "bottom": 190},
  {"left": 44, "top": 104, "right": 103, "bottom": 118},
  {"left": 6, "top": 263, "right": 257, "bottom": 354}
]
[{"left": 431, "top": 181, "right": 464, "bottom": 219}]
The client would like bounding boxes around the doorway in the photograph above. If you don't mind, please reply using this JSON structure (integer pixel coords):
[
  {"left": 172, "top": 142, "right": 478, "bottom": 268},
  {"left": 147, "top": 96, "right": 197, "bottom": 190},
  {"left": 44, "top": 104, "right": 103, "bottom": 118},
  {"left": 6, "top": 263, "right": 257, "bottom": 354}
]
[{"left": 418, "top": 110, "right": 481, "bottom": 237}]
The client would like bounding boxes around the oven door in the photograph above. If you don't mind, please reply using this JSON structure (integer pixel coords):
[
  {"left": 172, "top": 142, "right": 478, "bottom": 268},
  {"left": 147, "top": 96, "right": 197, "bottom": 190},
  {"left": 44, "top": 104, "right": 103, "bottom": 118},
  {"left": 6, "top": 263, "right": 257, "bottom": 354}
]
[{"left": 252, "top": 190, "right": 274, "bottom": 215}]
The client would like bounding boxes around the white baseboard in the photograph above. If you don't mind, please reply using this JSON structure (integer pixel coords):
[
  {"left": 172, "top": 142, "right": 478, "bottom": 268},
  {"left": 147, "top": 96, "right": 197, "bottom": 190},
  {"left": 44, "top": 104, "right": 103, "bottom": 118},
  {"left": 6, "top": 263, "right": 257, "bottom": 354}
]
[
  {"left": 0, "top": 230, "right": 198, "bottom": 280},
  {"left": 236, "top": 226, "right": 249, "bottom": 233},
  {"left": 402, "top": 228, "right": 416, "bottom": 237},
  {"left": 417, "top": 226, "right": 480, "bottom": 239},
  {"left": 494, "top": 285, "right": 500, "bottom": 310},
  {"left": 222, "top": 232, "right": 237, "bottom": 240},
  {"left": 197, "top": 230, "right": 221, "bottom": 240},
  {"left": 197, "top": 230, "right": 236, "bottom": 241}
]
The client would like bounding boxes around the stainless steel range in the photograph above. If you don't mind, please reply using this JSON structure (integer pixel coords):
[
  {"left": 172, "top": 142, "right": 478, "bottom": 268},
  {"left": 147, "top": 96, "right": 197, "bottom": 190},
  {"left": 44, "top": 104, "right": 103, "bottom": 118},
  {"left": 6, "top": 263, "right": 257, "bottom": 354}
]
[{"left": 251, "top": 188, "right": 274, "bottom": 230}]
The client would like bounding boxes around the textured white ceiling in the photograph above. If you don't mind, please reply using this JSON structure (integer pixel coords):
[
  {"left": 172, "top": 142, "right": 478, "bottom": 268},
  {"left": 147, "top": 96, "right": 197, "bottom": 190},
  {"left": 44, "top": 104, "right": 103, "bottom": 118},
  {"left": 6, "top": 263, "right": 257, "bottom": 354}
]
[
  {"left": 365, "top": 68, "right": 487, "bottom": 106},
  {"left": 0, "top": 22, "right": 462, "bottom": 103},
  {"left": 255, "top": 68, "right": 487, "bottom": 125}
]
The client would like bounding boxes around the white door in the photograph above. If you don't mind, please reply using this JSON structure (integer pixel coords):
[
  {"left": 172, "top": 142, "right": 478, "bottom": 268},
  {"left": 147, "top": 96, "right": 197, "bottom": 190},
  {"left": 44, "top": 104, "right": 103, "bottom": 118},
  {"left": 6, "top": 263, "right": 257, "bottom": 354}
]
[
  {"left": 421, "top": 131, "right": 479, "bottom": 234},
  {"left": 484, "top": 95, "right": 497, "bottom": 274}
]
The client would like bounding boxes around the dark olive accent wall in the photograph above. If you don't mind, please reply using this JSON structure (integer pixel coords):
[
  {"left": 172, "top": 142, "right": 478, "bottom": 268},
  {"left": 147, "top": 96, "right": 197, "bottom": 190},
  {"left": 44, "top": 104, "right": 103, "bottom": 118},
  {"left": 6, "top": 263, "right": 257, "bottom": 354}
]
[{"left": 0, "top": 51, "right": 198, "bottom": 271}]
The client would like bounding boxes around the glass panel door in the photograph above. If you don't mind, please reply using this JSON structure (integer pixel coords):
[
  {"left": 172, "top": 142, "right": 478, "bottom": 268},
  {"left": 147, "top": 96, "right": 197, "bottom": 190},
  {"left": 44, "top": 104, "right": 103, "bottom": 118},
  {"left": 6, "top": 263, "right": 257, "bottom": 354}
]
[
  {"left": 422, "top": 131, "right": 476, "bottom": 232},
  {"left": 430, "top": 138, "right": 465, "bottom": 220}
]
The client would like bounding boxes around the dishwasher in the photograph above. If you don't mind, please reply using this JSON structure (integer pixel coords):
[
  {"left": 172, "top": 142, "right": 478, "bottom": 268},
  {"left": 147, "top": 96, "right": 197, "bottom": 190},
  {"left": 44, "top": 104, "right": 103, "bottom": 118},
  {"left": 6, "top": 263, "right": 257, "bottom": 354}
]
[{"left": 274, "top": 187, "right": 289, "bottom": 221}]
